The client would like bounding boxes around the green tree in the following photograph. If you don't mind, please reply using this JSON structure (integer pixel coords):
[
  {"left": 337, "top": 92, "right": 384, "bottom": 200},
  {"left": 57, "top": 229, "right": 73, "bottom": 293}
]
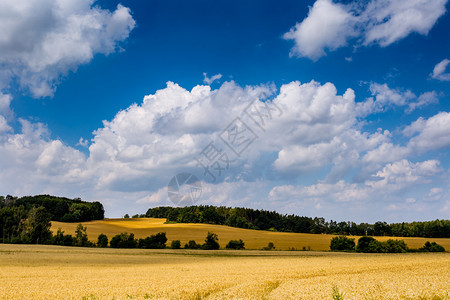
[
  {"left": 110, "top": 232, "right": 137, "bottom": 248},
  {"left": 356, "top": 236, "right": 377, "bottom": 253},
  {"left": 366, "top": 240, "right": 385, "bottom": 253},
  {"left": 225, "top": 239, "right": 245, "bottom": 250},
  {"left": 97, "top": 233, "right": 108, "bottom": 247},
  {"left": 171, "top": 240, "right": 181, "bottom": 249},
  {"left": 138, "top": 232, "right": 167, "bottom": 249},
  {"left": 0, "top": 206, "right": 26, "bottom": 243},
  {"left": 124, "top": 214, "right": 130, "bottom": 219},
  {"left": 429, "top": 242, "right": 445, "bottom": 252},
  {"left": 184, "top": 240, "right": 200, "bottom": 249},
  {"left": 202, "top": 231, "right": 219, "bottom": 250},
  {"left": 330, "top": 236, "right": 355, "bottom": 251},
  {"left": 420, "top": 241, "right": 445, "bottom": 252},
  {"left": 383, "top": 239, "right": 408, "bottom": 253},
  {"left": 21, "top": 206, "right": 52, "bottom": 244},
  {"left": 52, "top": 228, "right": 74, "bottom": 246},
  {"left": 74, "top": 224, "right": 91, "bottom": 247}
]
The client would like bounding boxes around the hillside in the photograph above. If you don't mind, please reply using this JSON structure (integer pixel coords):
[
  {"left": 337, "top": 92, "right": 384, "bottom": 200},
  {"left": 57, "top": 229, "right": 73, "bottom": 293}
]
[{"left": 51, "top": 218, "right": 450, "bottom": 251}]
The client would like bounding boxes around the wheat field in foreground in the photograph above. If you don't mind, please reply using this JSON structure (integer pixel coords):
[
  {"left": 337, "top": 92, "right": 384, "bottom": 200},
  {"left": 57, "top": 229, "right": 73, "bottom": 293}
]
[
  {"left": 0, "top": 244, "right": 448, "bottom": 299},
  {"left": 52, "top": 218, "right": 450, "bottom": 251}
]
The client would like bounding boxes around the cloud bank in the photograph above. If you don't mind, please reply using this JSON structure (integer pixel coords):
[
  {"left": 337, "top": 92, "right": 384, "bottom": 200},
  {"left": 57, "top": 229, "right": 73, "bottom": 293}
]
[{"left": 0, "top": 79, "right": 448, "bottom": 221}]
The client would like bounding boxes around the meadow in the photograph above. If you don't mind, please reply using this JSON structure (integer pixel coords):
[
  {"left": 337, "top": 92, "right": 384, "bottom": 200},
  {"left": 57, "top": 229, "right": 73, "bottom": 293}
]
[
  {"left": 0, "top": 244, "right": 448, "bottom": 299},
  {"left": 52, "top": 218, "right": 450, "bottom": 251}
]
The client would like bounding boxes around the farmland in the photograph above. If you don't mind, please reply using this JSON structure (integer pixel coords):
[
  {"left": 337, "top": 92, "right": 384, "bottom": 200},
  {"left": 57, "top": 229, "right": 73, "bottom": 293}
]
[
  {"left": 52, "top": 218, "right": 450, "bottom": 251},
  {"left": 0, "top": 244, "right": 449, "bottom": 299}
]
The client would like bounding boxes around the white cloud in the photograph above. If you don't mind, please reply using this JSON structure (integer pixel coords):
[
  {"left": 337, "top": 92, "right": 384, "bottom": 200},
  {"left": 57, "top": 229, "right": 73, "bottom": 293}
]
[
  {"left": 431, "top": 59, "right": 450, "bottom": 81},
  {"left": 0, "top": 116, "right": 11, "bottom": 133},
  {"left": 203, "top": 73, "right": 223, "bottom": 85},
  {"left": 362, "top": 142, "right": 409, "bottom": 164},
  {"left": 361, "top": 0, "right": 447, "bottom": 46},
  {"left": 407, "top": 112, "right": 450, "bottom": 152},
  {"left": 268, "top": 158, "right": 446, "bottom": 221},
  {"left": 86, "top": 81, "right": 275, "bottom": 191},
  {"left": 408, "top": 91, "right": 439, "bottom": 112},
  {"left": 0, "top": 79, "right": 448, "bottom": 220},
  {"left": 367, "top": 159, "right": 442, "bottom": 191},
  {"left": 283, "top": 0, "right": 357, "bottom": 60},
  {"left": 0, "top": 119, "right": 87, "bottom": 190},
  {"left": 0, "top": 0, "right": 135, "bottom": 97},
  {"left": 356, "top": 83, "right": 438, "bottom": 115},
  {"left": 268, "top": 81, "right": 356, "bottom": 146},
  {"left": 363, "top": 112, "right": 450, "bottom": 164},
  {"left": 76, "top": 137, "right": 89, "bottom": 148},
  {"left": 284, "top": 0, "right": 447, "bottom": 60}
]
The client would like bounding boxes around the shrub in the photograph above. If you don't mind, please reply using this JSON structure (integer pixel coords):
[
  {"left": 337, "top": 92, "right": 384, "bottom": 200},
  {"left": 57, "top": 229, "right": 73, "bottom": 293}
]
[
  {"left": 357, "top": 237, "right": 409, "bottom": 253},
  {"left": 123, "top": 214, "right": 130, "bottom": 218},
  {"left": 263, "top": 242, "right": 275, "bottom": 250},
  {"left": 356, "top": 236, "right": 377, "bottom": 253},
  {"left": 225, "top": 239, "right": 245, "bottom": 250},
  {"left": 330, "top": 236, "right": 355, "bottom": 251},
  {"left": 420, "top": 241, "right": 445, "bottom": 252},
  {"left": 366, "top": 240, "right": 385, "bottom": 253},
  {"left": 97, "top": 233, "right": 108, "bottom": 248},
  {"left": 429, "top": 243, "right": 445, "bottom": 252},
  {"left": 138, "top": 232, "right": 167, "bottom": 249},
  {"left": 52, "top": 228, "right": 74, "bottom": 246},
  {"left": 171, "top": 240, "right": 181, "bottom": 249},
  {"left": 184, "top": 240, "right": 201, "bottom": 249},
  {"left": 384, "top": 239, "right": 408, "bottom": 253},
  {"left": 202, "top": 232, "right": 220, "bottom": 250},
  {"left": 110, "top": 232, "right": 137, "bottom": 248}
]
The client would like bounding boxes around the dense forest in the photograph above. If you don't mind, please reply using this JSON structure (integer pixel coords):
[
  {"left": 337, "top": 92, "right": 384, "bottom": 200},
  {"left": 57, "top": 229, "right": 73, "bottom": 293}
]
[
  {"left": 0, "top": 195, "right": 104, "bottom": 222},
  {"left": 0, "top": 195, "right": 104, "bottom": 243},
  {"left": 146, "top": 206, "right": 450, "bottom": 238}
]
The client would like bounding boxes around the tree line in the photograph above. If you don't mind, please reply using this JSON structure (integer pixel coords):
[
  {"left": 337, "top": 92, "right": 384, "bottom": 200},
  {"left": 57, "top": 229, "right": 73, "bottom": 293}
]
[
  {"left": 0, "top": 195, "right": 104, "bottom": 243},
  {"left": 145, "top": 206, "right": 450, "bottom": 238},
  {"left": 330, "top": 236, "right": 446, "bottom": 253},
  {"left": 0, "top": 195, "right": 104, "bottom": 223}
]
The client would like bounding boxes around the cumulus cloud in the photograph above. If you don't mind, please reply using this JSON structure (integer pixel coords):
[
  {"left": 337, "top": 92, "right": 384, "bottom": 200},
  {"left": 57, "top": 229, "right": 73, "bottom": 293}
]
[
  {"left": 0, "top": 79, "right": 448, "bottom": 219},
  {"left": 356, "top": 83, "right": 438, "bottom": 115},
  {"left": 269, "top": 158, "right": 445, "bottom": 221},
  {"left": 0, "top": 0, "right": 135, "bottom": 97},
  {"left": 0, "top": 119, "right": 87, "bottom": 192},
  {"left": 86, "top": 81, "right": 275, "bottom": 191},
  {"left": 361, "top": 0, "right": 447, "bottom": 46},
  {"left": 284, "top": 0, "right": 447, "bottom": 60},
  {"left": 283, "top": 0, "right": 357, "bottom": 60},
  {"left": 363, "top": 112, "right": 450, "bottom": 165},
  {"left": 367, "top": 159, "right": 442, "bottom": 191},
  {"left": 431, "top": 59, "right": 450, "bottom": 81},
  {"left": 407, "top": 112, "right": 450, "bottom": 153}
]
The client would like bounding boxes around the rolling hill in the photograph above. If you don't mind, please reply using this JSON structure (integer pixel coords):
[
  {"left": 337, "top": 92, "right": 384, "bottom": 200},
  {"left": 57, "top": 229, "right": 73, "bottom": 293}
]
[{"left": 51, "top": 218, "right": 450, "bottom": 251}]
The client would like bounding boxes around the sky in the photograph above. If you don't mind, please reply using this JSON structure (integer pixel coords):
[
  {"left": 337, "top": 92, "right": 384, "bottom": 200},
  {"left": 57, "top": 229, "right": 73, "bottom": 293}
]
[{"left": 0, "top": 0, "right": 449, "bottom": 223}]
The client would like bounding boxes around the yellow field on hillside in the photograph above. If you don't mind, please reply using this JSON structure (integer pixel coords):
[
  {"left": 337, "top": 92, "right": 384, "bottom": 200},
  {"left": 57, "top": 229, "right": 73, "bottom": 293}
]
[
  {"left": 0, "top": 244, "right": 448, "bottom": 299},
  {"left": 51, "top": 218, "right": 450, "bottom": 251}
]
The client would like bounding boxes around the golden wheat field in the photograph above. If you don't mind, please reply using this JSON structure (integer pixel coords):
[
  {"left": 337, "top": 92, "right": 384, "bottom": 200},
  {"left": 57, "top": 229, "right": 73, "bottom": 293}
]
[
  {"left": 52, "top": 218, "right": 450, "bottom": 251},
  {"left": 0, "top": 244, "right": 448, "bottom": 299}
]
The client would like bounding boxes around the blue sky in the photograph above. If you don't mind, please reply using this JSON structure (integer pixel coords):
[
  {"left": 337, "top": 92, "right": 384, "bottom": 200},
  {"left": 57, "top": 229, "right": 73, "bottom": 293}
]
[{"left": 0, "top": 0, "right": 449, "bottom": 222}]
